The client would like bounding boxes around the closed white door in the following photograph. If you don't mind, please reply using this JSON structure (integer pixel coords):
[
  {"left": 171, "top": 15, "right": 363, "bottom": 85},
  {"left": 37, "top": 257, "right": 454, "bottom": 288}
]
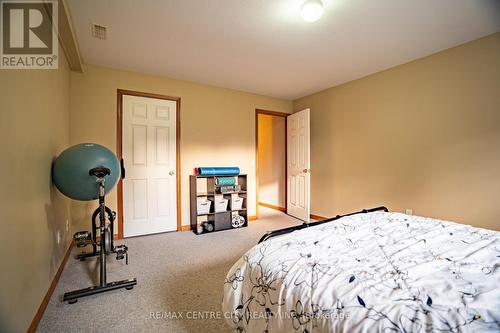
[
  {"left": 122, "top": 95, "right": 177, "bottom": 237},
  {"left": 287, "top": 109, "right": 310, "bottom": 221}
]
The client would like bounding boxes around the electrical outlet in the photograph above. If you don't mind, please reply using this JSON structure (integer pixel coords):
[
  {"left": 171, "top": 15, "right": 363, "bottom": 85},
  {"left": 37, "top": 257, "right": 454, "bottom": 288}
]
[
  {"left": 405, "top": 209, "right": 413, "bottom": 215},
  {"left": 65, "top": 219, "right": 69, "bottom": 232}
]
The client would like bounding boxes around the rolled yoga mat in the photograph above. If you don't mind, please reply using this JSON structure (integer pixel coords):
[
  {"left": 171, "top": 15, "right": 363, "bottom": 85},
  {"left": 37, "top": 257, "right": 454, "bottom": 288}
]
[
  {"left": 196, "top": 167, "right": 240, "bottom": 176},
  {"left": 216, "top": 177, "right": 236, "bottom": 186}
]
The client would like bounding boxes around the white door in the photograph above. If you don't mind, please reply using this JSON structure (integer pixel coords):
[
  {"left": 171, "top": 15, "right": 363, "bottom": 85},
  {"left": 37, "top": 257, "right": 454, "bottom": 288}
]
[
  {"left": 287, "top": 109, "right": 310, "bottom": 221},
  {"left": 122, "top": 95, "right": 177, "bottom": 237}
]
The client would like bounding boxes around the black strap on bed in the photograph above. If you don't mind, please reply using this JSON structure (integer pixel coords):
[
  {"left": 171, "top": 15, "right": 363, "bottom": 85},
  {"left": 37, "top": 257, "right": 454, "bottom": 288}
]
[{"left": 258, "top": 206, "right": 389, "bottom": 244}]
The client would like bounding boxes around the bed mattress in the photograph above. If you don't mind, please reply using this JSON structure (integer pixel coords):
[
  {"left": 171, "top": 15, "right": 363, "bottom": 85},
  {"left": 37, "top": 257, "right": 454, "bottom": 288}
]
[{"left": 222, "top": 212, "right": 500, "bottom": 332}]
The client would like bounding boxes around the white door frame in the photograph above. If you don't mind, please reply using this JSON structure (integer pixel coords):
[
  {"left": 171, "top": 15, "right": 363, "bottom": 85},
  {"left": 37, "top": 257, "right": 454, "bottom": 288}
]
[{"left": 117, "top": 89, "right": 181, "bottom": 239}]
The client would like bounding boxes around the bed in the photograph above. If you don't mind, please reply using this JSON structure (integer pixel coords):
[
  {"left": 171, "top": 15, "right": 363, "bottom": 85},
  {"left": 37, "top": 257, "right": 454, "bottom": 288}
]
[{"left": 222, "top": 209, "right": 500, "bottom": 332}]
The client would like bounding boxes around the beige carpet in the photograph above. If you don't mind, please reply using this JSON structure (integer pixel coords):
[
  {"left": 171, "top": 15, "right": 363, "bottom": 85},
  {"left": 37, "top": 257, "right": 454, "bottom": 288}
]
[{"left": 37, "top": 207, "right": 302, "bottom": 333}]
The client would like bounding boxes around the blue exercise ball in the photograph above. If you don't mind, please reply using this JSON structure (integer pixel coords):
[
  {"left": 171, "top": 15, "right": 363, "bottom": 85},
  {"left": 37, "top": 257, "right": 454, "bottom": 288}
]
[{"left": 52, "top": 143, "right": 120, "bottom": 201}]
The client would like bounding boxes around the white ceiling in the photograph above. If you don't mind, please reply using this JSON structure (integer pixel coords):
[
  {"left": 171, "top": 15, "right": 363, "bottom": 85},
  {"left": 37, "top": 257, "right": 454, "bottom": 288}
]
[{"left": 67, "top": 0, "right": 500, "bottom": 100}]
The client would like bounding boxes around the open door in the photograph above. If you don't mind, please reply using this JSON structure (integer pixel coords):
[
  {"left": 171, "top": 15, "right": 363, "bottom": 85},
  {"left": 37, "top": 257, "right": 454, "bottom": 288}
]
[{"left": 287, "top": 108, "right": 310, "bottom": 221}]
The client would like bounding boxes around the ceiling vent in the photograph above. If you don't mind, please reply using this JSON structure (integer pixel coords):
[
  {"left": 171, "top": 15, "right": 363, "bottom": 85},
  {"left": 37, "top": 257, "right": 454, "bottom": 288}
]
[{"left": 91, "top": 24, "right": 107, "bottom": 40}]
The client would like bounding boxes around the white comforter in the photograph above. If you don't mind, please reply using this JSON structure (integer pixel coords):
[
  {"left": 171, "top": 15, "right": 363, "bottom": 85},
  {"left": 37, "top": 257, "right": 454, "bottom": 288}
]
[{"left": 222, "top": 212, "right": 500, "bottom": 332}]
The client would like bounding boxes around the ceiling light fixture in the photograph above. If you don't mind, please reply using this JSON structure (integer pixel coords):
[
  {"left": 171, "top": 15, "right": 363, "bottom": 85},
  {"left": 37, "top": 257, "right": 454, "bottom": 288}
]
[{"left": 301, "top": 0, "right": 324, "bottom": 22}]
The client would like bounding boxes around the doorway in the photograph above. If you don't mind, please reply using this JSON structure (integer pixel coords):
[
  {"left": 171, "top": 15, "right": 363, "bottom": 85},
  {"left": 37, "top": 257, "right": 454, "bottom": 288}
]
[
  {"left": 117, "top": 89, "right": 181, "bottom": 238},
  {"left": 255, "top": 109, "right": 288, "bottom": 218}
]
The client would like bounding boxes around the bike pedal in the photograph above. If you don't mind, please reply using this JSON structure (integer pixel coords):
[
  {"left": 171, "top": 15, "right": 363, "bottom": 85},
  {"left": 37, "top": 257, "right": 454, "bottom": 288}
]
[
  {"left": 114, "top": 245, "right": 129, "bottom": 264},
  {"left": 73, "top": 231, "right": 92, "bottom": 248}
]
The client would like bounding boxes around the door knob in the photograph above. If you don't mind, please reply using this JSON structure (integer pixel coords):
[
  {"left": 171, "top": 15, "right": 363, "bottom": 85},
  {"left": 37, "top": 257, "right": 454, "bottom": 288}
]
[{"left": 169, "top": 170, "right": 175, "bottom": 176}]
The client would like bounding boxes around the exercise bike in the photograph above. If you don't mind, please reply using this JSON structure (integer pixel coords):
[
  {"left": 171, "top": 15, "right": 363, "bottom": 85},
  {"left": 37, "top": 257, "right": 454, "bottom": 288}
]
[{"left": 63, "top": 167, "right": 137, "bottom": 304}]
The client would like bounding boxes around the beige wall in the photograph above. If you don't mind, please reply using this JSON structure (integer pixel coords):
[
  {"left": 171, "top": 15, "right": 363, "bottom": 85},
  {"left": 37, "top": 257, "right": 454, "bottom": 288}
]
[
  {"left": 258, "top": 114, "right": 286, "bottom": 208},
  {"left": 0, "top": 45, "right": 72, "bottom": 333},
  {"left": 294, "top": 33, "right": 500, "bottom": 230},
  {"left": 70, "top": 65, "right": 292, "bottom": 231}
]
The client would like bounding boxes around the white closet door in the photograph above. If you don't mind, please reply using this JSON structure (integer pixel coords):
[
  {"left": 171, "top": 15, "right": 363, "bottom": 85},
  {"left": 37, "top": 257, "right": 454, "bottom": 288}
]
[
  {"left": 287, "top": 108, "right": 310, "bottom": 222},
  {"left": 122, "top": 95, "right": 177, "bottom": 237}
]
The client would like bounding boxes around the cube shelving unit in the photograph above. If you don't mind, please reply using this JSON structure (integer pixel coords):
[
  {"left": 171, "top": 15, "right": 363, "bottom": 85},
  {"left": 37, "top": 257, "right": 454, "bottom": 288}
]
[{"left": 189, "top": 174, "right": 248, "bottom": 235}]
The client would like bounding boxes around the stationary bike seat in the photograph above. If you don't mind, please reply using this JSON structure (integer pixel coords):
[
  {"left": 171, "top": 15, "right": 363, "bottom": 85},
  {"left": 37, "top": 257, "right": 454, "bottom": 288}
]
[{"left": 89, "top": 167, "right": 111, "bottom": 178}]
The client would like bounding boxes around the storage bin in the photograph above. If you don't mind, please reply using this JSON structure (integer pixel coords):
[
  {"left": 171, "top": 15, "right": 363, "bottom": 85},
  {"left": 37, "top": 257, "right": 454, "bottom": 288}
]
[
  {"left": 231, "top": 196, "right": 244, "bottom": 210},
  {"left": 197, "top": 199, "right": 212, "bottom": 215},
  {"left": 210, "top": 198, "right": 229, "bottom": 212}
]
